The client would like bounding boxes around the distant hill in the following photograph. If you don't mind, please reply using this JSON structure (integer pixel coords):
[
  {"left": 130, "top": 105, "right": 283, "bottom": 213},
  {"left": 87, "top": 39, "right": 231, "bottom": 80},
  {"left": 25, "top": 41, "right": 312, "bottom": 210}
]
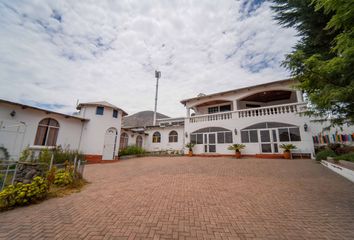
[{"left": 122, "top": 111, "right": 169, "bottom": 128}]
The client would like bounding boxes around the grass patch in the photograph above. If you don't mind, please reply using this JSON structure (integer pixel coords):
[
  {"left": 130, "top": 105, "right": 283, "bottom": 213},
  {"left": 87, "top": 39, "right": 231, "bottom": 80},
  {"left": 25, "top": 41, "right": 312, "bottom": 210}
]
[{"left": 48, "top": 178, "right": 88, "bottom": 198}]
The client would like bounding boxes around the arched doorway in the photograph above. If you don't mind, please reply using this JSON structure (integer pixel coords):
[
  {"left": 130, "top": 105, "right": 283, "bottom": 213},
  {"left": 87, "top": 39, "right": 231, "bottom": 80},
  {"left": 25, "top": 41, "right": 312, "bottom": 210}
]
[{"left": 102, "top": 127, "right": 118, "bottom": 160}]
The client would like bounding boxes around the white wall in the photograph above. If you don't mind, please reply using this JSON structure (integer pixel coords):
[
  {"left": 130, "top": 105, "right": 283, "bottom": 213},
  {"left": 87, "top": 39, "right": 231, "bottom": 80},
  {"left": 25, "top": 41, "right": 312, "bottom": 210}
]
[
  {"left": 78, "top": 105, "right": 123, "bottom": 157},
  {"left": 143, "top": 126, "right": 185, "bottom": 152},
  {"left": 0, "top": 102, "right": 83, "bottom": 160}
]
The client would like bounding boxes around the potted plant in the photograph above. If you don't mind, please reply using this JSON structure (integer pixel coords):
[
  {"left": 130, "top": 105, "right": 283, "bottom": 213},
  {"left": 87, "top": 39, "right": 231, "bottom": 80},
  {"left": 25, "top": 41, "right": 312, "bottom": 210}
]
[
  {"left": 185, "top": 143, "right": 195, "bottom": 157},
  {"left": 228, "top": 144, "right": 246, "bottom": 159},
  {"left": 279, "top": 144, "right": 297, "bottom": 159}
]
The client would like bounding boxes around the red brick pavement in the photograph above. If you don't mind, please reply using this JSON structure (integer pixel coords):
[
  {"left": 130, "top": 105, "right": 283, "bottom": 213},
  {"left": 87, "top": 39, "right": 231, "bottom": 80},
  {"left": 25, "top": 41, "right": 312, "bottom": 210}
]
[{"left": 0, "top": 157, "right": 353, "bottom": 240}]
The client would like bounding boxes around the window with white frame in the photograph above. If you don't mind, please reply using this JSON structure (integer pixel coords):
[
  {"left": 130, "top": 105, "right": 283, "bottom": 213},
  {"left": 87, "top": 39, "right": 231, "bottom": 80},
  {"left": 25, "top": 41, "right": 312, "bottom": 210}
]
[
  {"left": 34, "top": 118, "right": 60, "bottom": 146},
  {"left": 208, "top": 104, "right": 231, "bottom": 114},
  {"left": 152, "top": 132, "right": 161, "bottom": 143},
  {"left": 168, "top": 131, "right": 178, "bottom": 143},
  {"left": 119, "top": 132, "right": 128, "bottom": 149}
]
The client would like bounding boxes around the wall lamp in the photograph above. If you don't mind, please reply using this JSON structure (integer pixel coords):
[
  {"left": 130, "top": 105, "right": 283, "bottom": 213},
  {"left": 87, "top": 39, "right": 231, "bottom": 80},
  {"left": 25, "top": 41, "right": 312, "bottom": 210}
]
[
  {"left": 234, "top": 128, "right": 237, "bottom": 135},
  {"left": 304, "top": 123, "right": 308, "bottom": 132},
  {"left": 10, "top": 110, "right": 16, "bottom": 117},
  {"left": 185, "top": 132, "right": 188, "bottom": 138}
]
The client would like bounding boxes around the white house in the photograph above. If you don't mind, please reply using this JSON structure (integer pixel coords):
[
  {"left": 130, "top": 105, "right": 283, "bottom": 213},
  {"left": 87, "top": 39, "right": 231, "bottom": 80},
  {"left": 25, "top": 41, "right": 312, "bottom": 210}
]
[{"left": 1, "top": 79, "right": 353, "bottom": 162}]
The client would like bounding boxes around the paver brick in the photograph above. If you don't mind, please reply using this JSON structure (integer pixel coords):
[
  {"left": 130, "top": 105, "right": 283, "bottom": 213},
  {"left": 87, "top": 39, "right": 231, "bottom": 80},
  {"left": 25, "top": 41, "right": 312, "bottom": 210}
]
[{"left": 0, "top": 157, "right": 353, "bottom": 239}]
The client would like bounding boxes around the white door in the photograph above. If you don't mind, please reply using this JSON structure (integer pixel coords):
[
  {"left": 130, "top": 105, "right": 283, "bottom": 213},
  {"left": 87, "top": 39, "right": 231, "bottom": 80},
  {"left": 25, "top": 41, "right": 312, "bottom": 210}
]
[
  {"left": 203, "top": 133, "right": 216, "bottom": 153},
  {"left": 102, "top": 128, "right": 118, "bottom": 160},
  {"left": 260, "top": 129, "right": 279, "bottom": 153}
]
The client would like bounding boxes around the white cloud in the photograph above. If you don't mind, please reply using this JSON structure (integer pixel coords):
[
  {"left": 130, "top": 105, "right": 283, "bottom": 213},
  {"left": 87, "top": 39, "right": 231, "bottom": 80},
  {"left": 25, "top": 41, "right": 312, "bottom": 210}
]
[{"left": 0, "top": 0, "right": 298, "bottom": 117}]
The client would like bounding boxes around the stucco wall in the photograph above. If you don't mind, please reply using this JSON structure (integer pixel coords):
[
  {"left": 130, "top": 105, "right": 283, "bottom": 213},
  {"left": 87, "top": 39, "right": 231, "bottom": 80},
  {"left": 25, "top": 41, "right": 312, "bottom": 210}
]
[
  {"left": 143, "top": 126, "right": 185, "bottom": 152},
  {"left": 0, "top": 102, "right": 83, "bottom": 160}
]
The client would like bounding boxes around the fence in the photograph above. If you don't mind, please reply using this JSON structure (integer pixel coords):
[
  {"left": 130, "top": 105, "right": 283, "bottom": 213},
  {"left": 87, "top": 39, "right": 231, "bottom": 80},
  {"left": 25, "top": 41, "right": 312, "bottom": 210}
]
[{"left": 0, "top": 156, "right": 86, "bottom": 191}]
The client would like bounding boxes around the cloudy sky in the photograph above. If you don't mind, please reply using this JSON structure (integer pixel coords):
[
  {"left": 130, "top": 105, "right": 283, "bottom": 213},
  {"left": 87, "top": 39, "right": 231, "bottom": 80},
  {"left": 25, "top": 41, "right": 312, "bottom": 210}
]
[{"left": 0, "top": 0, "right": 297, "bottom": 117}]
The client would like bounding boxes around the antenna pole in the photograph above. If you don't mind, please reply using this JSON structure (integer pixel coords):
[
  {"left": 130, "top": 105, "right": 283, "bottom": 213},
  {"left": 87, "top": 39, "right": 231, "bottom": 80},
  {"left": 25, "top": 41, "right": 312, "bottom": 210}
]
[{"left": 153, "top": 70, "right": 161, "bottom": 126}]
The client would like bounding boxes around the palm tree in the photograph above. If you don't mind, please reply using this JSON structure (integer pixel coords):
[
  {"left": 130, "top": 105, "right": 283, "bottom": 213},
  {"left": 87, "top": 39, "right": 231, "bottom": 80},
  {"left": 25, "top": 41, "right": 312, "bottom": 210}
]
[{"left": 228, "top": 144, "right": 246, "bottom": 158}]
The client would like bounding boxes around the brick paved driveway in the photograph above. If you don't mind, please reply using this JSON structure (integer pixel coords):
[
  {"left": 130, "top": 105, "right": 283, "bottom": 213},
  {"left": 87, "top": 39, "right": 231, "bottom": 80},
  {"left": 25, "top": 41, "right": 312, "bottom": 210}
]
[{"left": 1, "top": 157, "right": 354, "bottom": 240}]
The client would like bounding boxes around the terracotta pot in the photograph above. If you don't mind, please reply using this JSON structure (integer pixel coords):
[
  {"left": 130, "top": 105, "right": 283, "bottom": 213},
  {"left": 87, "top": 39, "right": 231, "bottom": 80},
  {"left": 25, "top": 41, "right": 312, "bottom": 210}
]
[
  {"left": 235, "top": 151, "right": 241, "bottom": 159},
  {"left": 283, "top": 151, "right": 291, "bottom": 159},
  {"left": 188, "top": 150, "right": 193, "bottom": 157}
]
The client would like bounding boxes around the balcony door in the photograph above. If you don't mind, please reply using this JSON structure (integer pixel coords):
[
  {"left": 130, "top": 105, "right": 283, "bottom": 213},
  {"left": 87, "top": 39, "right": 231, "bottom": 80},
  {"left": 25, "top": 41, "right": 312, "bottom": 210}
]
[
  {"left": 260, "top": 129, "right": 279, "bottom": 153},
  {"left": 204, "top": 133, "right": 216, "bottom": 153}
]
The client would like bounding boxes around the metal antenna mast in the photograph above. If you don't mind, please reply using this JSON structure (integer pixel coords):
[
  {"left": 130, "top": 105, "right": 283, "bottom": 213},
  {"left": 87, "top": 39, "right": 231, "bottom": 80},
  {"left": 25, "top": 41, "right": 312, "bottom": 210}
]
[{"left": 153, "top": 70, "right": 161, "bottom": 126}]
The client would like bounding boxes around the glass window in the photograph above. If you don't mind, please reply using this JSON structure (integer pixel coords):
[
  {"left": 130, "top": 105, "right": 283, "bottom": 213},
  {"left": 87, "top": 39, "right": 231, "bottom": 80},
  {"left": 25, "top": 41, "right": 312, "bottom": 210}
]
[
  {"left": 209, "top": 145, "right": 216, "bottom": 152},
  {"left": 136, "top": 135, "right": 143, "bottom": 148},
  {"left": 279, "top": 128, "right": 290, "bottom": 142},
  {"left": 113, "top": 109, "right": 118, "bottom": 118},
  {"left": 217, "top": 132, "right": 225, "bottom": 143},
  {"left": 34, "top": 118, "right": 60, "bottom": 146},
  {"left": 260, "top": 130, "right": 270, "bottom": 142},
  {"left": 208, "top": 106, "right": 219, "bottom": 114},
  {"left": 249, "top": 130, "right": 258, "bottom": 143},
  {"left": 209, "top": 134, "right": 216, "bottom": 144},
  {"left": 96, "top": 106, "right": 104, "bottom": 115},
  {"left": 261, "top": 144, "right": 272, "bottom": 153},
  {"left": 272, "top": 129, "right": 277, "bottom": 142},
  {"left": 289, "top": 127, "right": 301, "bottom": 141},
  {"left": 220, "top": 105, "right": 231, "bottom": 112},
  {"left": 241, "top": 130, "right": 249, "bottom": 143},
  {"left": 225, "top": 131, "right": 233, "bottom": 143},
  {"left": 190, "top": 134, "right": 197, "bottom": 144},
  {"left": 196, "top": 134, "right": 203, "bottom": 144},
  {"left": 119, "top": 133, "right": 129, "bottom": 149},
  {"left": 152, "top": 132, "right": 161, "bottom": 143},
  {"left": 273, "top": 144, "right": 279, "bottom": 153},
  {"left": 168, "top": 131, "right": 178, "bottom": 143}
]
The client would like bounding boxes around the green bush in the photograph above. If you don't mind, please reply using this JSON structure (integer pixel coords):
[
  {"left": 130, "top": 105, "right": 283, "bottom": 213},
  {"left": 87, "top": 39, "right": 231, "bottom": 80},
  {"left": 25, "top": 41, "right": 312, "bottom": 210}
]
[
  {"left": 119, "top": 145, "right": 146, "bottom": 156},
  {"left": 315, "top": 149, "right": 337, "bottom": 161},
  {"left": 54, "top": 169, "right": 73, "bottom": 187},
  {"left": 334, "top": 153, "right": 354, "bottom": 162},
  {"left": 53, "top": 146, "right": 84, "bottom": 164},
  {"left": 0, "top": 176, "right": 48, "bottom": 209}
]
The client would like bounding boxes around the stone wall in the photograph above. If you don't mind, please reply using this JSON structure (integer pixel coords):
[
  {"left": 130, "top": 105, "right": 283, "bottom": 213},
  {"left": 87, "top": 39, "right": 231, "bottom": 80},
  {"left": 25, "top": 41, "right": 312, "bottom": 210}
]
[{"left": 15, "top": 162, "right": 47, "bottom": 184}]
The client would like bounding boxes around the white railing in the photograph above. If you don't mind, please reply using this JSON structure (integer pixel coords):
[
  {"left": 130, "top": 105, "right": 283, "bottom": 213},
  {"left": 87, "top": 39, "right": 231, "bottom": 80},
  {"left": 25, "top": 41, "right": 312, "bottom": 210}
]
[{"left": 189, "top": 103, "right": 307, "bottom": 123}]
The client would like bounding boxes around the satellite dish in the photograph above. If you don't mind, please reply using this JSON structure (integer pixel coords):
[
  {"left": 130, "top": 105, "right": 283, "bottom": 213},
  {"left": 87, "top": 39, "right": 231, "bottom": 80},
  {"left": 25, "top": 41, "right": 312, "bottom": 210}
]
[{"left": 197, "top": 93, "right": 206, "bottom": 97}]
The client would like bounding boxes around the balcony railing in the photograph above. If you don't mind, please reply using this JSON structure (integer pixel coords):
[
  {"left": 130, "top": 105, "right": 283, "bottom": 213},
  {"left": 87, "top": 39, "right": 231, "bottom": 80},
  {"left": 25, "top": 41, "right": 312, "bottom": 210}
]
[{"left": 189, "top": 103, "right": 307, "bottom": 123}]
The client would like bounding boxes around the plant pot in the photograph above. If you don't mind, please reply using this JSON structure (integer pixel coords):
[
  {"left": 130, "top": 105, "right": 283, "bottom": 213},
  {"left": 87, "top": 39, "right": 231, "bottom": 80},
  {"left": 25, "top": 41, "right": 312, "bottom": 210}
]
[
  {"left": 283, "top": 151, "right": 291, "bottom": 159},
  {"left": 235, "top": 151, "right": 241, "bottom": 159},
  {"left": 188, "top": 150, "right": 193, "bottom": 157}
]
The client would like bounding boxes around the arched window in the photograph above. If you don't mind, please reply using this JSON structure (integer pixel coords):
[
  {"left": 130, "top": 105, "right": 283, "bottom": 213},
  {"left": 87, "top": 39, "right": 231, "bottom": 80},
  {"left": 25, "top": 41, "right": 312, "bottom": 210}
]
[
  {"left": 34, "top": 118, "right": 60, "bottom": 146},
  {"left": 152, "top": 132, "right": 161, "bottom": 143},
  {"left": 168, "top": 131, "right": 178, "bottom": 142},
  {"left": 136, "top": 135, "right": 143, "bottom": 148},
  {"left": 119, "top": 132, "right": 129, "bottom": 149}
]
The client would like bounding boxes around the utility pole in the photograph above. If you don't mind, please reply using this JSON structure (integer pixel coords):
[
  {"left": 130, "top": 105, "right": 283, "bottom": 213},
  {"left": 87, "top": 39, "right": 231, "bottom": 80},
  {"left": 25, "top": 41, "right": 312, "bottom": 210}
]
[{"left": 153, "top": 70, "right": 161, "bottom": 126}]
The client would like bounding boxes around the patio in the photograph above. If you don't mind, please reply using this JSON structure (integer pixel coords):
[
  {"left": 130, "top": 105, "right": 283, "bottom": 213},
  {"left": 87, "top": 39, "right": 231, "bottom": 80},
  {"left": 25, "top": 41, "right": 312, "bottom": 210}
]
[{"left": 0, "top": 157, "right": 353, "bottom": 239}]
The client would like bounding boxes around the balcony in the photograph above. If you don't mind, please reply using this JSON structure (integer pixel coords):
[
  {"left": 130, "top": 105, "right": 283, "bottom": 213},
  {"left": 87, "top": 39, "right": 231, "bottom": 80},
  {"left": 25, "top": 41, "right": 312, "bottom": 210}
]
[{"left": 189, "top": 103, "right": 307, "bottom": 123}]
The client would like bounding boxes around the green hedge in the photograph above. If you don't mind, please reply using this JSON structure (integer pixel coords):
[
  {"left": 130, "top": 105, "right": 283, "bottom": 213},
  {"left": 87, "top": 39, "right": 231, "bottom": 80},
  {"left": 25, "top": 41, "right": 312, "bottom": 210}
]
[
  {"left": 334, "top": 153, "right": 354, "bottom": 162},
  {"left": 119, "top": 146, "right": 146, "bottom": 156},
  {"left": 315, "top": 149, "right": 337, "bottom": 161}
]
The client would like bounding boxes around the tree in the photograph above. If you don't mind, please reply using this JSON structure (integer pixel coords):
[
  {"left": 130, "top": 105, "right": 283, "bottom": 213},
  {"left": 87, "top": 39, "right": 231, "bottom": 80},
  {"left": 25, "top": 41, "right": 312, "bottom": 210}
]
[{"left": 271, "top": 0, "right": 354, "bottom": 126}]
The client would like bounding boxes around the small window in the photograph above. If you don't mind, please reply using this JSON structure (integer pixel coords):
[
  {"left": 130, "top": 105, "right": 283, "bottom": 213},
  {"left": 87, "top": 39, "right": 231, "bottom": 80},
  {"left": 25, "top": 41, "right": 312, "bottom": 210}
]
[
  {"left": 96, "top": 106, "right": 104, "bottom": 115},
  {"left": 241, "top": 131, "right": 249, "bottom": 143},
  {"left": 249, "top": 130, "right": 258, "bottom": 143},
  {"left": 279, "top": 128, "right": 290, "bottom": 142},
  {"left": 191, "top": 134, "right": 197, "bottom": 144},
  {"left": 289, "top": 127, "right": 301, "bottom": 141},
  {"left": 197, "top": 133, "right": 203, "bottom": 144},
  {"left": 136, "top": 135, "right": 143, "bottom": 148},
  {"left": 208, "top": 106, "right": 219, "bottom": 114},
  {"left": 113, "top": 109, "right": 118, "bottom": 118},
  {"left": 225, "top": 131, "right": 233, "bottom": 143},
  {"left": 220, "top": 105, "right": 231, "bottom": 112},
  {"left": 152, "top": 132, "right": 161, "bottom": 143},
  {"left": 168, "top": 131, "right": 178, "bottom": 143},
  {"left": 119, "top": 133, "right": 128, "bottom": 149},
  {"left": 34, "top": 118, "right": 60, "bottom": 146}
]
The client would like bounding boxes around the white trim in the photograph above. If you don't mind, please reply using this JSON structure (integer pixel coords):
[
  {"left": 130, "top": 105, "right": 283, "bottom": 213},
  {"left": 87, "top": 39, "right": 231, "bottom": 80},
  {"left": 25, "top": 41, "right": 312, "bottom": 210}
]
[{"left": 321, "top": 160, "right": 354, "bottom": 183}]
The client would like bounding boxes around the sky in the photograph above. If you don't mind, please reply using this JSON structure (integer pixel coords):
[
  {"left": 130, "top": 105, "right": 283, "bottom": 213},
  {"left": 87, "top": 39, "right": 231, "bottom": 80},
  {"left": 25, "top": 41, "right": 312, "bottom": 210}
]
[{"left": 0, "top": 0, "right": 298, "bottom": 117}]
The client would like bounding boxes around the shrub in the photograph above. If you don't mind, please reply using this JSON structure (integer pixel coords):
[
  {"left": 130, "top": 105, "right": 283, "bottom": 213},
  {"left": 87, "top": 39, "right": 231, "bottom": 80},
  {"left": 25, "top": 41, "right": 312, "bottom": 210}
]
[
  {"left": 53, "top": 146, "right": 84, "bottom": 164},
  {"left": 315, "top": 149, "right": 337, "bottom": 161},
  {"left": 0, "top": 176, "right": 48, "bottom": 209},
  {"left": 54, "top": 169, "right": 73, "bottom": 187},
  {"left": 327, "top": 143, "right": 341, "bottom": 152},
  {"left": 334, "top": 153, "right": 354, "bottom": 162},
  {"left": 39, "top": 148, "right": 52, "bottom": 164},
  {"left": 119, "top": 145, "right": 146, "bottom": 156},
  {"left": 335, "top": 146, "right": 354, "bottom": 155}
]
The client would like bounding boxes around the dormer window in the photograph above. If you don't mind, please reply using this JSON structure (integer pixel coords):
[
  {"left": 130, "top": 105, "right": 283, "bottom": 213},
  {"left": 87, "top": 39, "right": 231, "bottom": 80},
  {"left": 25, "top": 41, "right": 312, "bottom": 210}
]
[
  {"left": 113, "top": 109, "right": 118, "bottom": 118},
  {"left": 96, "top": 106, "right": 104, "bottom": 115}
]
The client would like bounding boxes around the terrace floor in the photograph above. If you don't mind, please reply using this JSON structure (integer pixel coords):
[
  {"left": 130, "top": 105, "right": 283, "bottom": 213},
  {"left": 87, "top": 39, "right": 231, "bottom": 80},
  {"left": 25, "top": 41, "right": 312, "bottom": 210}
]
[{"left": 1, "top": 157, "right": 354, "bottom": 240}]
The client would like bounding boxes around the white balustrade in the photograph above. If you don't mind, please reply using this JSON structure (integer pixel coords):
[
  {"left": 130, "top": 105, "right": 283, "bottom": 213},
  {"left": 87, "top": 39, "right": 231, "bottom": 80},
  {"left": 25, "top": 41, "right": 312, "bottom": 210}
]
[{"left": 189, "top": 103, "right": 306, "bottom": 123}]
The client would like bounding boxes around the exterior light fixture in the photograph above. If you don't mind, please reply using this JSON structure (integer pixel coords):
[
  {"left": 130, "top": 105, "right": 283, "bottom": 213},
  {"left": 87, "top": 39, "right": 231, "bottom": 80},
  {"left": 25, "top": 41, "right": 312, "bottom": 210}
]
[
  {"left": 234, "top": 128, "right": 237, "bottom": 135},
  {"left": 304, "top": 123, "right": 308, "bottom": 132},
  {"left": 10, "top": 110, "right": 16, "bottom": 117},
  {"left": 185, "top": 132, "right": 188, "bottom": 138}
]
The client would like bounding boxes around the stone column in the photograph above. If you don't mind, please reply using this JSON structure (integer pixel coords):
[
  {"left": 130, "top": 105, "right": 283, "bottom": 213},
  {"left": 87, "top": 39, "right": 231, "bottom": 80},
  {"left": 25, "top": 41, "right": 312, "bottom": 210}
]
[{"left": 296, "top": 90, "right": 303, "bottom": 103}]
